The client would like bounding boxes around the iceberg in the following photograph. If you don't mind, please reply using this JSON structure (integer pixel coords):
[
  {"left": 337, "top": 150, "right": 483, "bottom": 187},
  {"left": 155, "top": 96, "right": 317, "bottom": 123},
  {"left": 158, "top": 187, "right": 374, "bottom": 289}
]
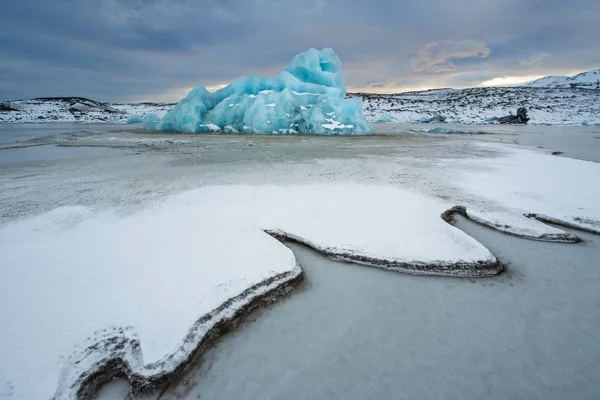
[
  {"left": 143, "top": 48, "right": 372, "bottom": 135},
  {"left": 376, "top": 112, "right": 397, "bottom": 123},
  {"left": 126, "top": 115, "right": 143, "bottom": 124}
]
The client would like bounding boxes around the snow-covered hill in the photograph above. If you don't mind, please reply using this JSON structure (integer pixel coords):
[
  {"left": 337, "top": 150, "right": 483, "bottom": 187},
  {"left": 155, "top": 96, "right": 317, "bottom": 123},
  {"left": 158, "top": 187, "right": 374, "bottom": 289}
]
[
  {"left": 0, "top": 97, "right": 173, "bottom": 124},
  {"left": 2, "top": 87, "right": 599, "bottom": 126},
  {"left": 524, "top": 69, "right": 600, "bottom": 90},
  {"left": 353, "top": 86, "right": 600, "bottom": 125}
]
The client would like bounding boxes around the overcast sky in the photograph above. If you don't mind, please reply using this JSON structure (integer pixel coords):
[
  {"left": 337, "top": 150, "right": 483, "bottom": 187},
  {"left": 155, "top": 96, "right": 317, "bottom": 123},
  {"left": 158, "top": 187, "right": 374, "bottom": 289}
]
[{"left": 1, "top": 0, "right": 599, "bottom": 102}]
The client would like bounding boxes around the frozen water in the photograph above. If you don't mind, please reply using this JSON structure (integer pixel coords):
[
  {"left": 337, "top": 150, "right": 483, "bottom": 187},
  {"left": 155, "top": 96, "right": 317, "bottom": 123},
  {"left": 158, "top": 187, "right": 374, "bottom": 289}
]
[
  {"left": 153, "top": 222, "right": 600, "bottom": 400},
  {"left": 143, "top": 48, "right": 372, "bottom": 135},
  {"left": 2, "top": 122, "right": 600, "bottom": 399}
]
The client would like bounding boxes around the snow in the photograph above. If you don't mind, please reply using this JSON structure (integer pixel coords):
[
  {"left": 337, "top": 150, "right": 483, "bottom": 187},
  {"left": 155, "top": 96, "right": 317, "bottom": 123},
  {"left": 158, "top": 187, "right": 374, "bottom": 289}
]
[
  {"left": 464, "top": 210, "right": 580, "bottom": 242},
  {"left": 254, "top": 185, "right": 495, "bottom": 268},
  {"left": 0, "top": 197, "right": 299, "bottom": 400},
  {"left": 142, "top": 48, "right": 372, "bottom": 134},
  {"left": 0, "top": 183, "right": 498, "bottom": 399},
  {"left": 0, "top": 99, "right": 173, "bottom": 124},
  {"left": 525, "top": 69, "right": 600, "bottom": 89},
  {"left": 449, "top": 144, "right": 600, "bottom": 235}
]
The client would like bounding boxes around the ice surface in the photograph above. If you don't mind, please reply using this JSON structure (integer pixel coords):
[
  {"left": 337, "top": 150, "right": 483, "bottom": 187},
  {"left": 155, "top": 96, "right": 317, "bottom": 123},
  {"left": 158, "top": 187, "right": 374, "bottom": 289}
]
[
  {"left": 0, "top": 184, "right": 496, "bottom": 399},
  {"left": 155, "top": 225, "right": 600, "bottom": 400},
  {"left": 143, "top": 48, "right": 372, "bottom": 135}
]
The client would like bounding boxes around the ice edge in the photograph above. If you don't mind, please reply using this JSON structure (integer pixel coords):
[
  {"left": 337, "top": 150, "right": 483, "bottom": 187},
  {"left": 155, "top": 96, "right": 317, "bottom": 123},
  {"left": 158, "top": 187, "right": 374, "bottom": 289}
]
[
  {"left": 525, "top": 213, "right": 600, "bottom": 236},
  {"left": 263, "top": 228, "right": 503, "bottom": 279},
  {"left": 442, "top": 206, "right": 584, "bottom": 243}
]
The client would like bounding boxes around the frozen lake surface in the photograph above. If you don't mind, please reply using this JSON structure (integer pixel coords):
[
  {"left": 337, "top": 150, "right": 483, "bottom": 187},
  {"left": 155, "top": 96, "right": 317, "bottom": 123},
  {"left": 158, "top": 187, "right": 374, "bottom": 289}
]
[
  {"left": 139, "top": 219, "right": 600, "bottom": 400},
  {"left": 1, "top": 122, "right": 599, "bottom": 399}
]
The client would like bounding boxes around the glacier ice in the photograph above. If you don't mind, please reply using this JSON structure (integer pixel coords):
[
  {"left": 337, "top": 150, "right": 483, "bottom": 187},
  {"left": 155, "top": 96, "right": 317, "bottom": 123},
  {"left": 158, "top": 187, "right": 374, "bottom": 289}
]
[{"left": 143, "top": 48, "right": 372, "bottom": 135}]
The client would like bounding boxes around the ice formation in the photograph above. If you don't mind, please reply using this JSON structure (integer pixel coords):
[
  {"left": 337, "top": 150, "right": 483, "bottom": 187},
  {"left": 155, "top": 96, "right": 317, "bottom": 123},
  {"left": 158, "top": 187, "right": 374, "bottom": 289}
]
[
  {"left": 143, "top": 48, "right": 372, "bottom": 135},
  {"left": 127, "top": 115, "right": 143, "bottom": 123}
]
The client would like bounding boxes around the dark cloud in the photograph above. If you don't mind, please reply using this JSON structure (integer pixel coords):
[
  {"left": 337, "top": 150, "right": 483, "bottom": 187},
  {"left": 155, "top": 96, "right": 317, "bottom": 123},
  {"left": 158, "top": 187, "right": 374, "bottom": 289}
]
[{"left": 1, "top": 0, "right": 599, "bottom": 101}]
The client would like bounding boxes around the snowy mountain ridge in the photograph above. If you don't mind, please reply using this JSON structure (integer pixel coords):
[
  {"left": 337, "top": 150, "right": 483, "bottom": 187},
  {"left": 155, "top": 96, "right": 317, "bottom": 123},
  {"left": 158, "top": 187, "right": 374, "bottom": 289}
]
[{"left": 524, "top": 69, "right": 600, "bottom": 89}]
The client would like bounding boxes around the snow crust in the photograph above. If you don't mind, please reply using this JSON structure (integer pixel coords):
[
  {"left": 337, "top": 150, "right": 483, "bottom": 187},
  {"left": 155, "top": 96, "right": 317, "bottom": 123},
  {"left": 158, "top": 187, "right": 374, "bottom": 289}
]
[
  {"left": 0, "top": 184, "right": 496, "bottom": 399},
  {"left": 142, "top": 48, "right": 372, "bottom": 134}
]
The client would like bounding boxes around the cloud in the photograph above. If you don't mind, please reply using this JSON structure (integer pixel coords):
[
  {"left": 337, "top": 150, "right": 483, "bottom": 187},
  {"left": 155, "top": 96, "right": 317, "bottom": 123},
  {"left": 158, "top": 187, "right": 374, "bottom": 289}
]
[
  {"left": 410, "top": 40, "right": 491, "bottom": 73},
  {"left": 480, "top": 75, "right": 547, "bottom": 87},
  {"left": 0, "top": 0, "right": 599, "bottom": 101},
  {"left": 520, "top": 52, "right": 551, "bottom": 67},
  {"left": 364, "top": 81, "right": 397, "bottom": 89}
]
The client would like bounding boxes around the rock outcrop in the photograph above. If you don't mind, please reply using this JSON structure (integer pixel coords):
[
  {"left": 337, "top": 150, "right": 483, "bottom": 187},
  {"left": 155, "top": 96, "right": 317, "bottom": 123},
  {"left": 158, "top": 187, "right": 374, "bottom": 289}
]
[{"left": 496, "top": 107, "right": 530, "bottom": 124}]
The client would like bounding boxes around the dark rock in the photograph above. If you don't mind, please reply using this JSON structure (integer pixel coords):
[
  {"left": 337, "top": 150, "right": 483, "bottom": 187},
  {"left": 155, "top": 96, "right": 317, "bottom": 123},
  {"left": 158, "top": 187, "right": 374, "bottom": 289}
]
[
  {"left": 419, "top": 114, "right": 446, "bottom": 123},
  {"left": 0, "top": 102, "right": 17, "bottom": 112},
  {"left": 495, "top": 107, "right": 530, "bottom": 124}
]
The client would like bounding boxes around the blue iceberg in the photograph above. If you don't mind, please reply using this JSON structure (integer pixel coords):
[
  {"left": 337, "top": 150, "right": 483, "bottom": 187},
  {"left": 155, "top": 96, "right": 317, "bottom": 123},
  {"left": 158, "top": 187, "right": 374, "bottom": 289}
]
[
  {"left": 127, "top": 115, "right": 143, "bottom": 124},
  {"left": 143, "top": 48, "right": 372, "bottom": 135}
]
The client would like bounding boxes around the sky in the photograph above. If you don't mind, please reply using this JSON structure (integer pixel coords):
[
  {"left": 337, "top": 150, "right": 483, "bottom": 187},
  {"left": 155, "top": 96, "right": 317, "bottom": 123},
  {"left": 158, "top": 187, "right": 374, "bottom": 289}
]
[{"left": 1, "top": 0, "right": 599, "bottom": 103}]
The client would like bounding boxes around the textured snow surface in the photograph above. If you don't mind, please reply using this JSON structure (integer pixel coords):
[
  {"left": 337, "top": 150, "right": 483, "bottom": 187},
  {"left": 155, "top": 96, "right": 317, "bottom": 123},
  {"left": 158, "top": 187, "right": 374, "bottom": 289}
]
[
  {"left": 142, "top": 48, "right": 371, "bottom": 134},
  {"left": 0, "top": 184, "right": 496, "bottom": 400}
]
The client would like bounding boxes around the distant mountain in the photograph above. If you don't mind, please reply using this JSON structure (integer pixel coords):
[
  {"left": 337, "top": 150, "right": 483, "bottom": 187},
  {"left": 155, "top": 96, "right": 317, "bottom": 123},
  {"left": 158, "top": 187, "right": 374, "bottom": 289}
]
[{"left": 524, "top": 69, "right": 600, "bottom": 89}]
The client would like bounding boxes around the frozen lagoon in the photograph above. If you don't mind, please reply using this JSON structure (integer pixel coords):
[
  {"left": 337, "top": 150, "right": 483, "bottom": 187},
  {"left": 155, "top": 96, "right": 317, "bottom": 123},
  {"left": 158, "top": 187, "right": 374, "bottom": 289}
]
[
  {"left": 1, "top": 123, "right": 599, "bottom": 399},
  {"left": 136, "top": 220, "right": 600, "bottom": 400}
]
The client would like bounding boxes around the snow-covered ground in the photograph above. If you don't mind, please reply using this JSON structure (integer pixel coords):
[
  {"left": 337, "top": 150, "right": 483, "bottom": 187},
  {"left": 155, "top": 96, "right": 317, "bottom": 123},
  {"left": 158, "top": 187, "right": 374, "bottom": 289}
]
[
  {"left": 355, "top": 86, "right": 600, "bottom": 125},
  {"left": 0, "top": 98, "right": 173, "bottom": 124},
  {"left": 1, "top": 123, "right": 599, "bottom": 399}
]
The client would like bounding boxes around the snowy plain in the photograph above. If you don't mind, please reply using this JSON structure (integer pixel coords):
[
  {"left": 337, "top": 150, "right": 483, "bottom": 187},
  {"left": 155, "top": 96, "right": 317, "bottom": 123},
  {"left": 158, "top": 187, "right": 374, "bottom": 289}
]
[{"left": 1, "top": 123, "right": 600, "bottom": 399}]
